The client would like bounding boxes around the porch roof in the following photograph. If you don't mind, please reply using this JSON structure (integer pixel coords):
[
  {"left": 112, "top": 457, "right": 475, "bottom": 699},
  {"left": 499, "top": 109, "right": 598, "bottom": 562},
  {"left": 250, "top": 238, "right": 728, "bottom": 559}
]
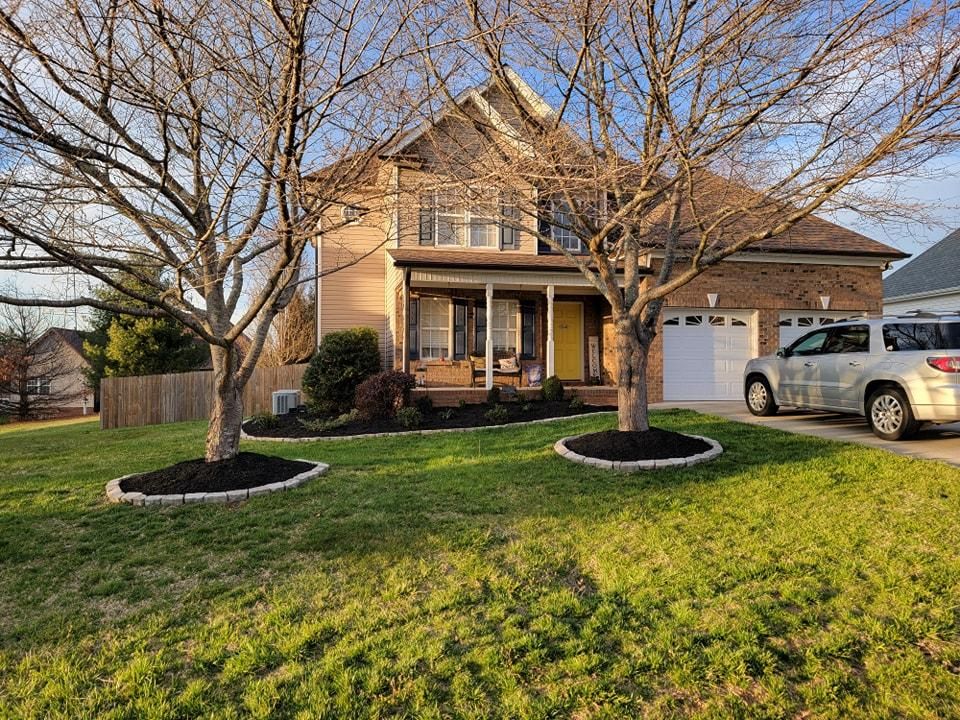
[{"left": 388, "top": 248, "right": 652, "bottom": 275}]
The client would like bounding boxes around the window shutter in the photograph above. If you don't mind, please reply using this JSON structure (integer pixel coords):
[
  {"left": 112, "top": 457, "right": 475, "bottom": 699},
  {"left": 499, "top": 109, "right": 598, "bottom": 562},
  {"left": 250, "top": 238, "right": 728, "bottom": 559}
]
[
  {"left": 500, "top": 193, "right": 518, "bottom": 250},
  {"left": 419, "top": 193, "right": 434, "bottom": 245},
  {"left": 520, "top": 300, "right": 536, "bottom": 359},
  {"left": 475, "top": 305, "right": 486, "bottom": 355},
  {"left": 536, "top": 193, "right": 552, "bottom": 253},
  {"left": 453, "top": 300, "right": 467, "bottom": 359},
  {"left": 408, "top": 298, "right": 420, "bottom": 360}
]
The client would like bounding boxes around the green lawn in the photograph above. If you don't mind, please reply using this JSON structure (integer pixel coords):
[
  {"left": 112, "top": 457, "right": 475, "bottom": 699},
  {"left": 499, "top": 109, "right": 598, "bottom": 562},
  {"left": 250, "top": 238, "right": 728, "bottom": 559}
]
[{"left": 1, "top": 411, "right": 959, "bottom": 719}]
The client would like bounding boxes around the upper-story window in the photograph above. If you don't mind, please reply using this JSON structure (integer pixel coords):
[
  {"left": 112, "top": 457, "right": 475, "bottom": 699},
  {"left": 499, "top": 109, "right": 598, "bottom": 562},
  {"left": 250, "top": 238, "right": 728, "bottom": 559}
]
[
  {"left": 421, "top": 189, "right": 518, "bottom": 250},
  {"left": 26, "top": 377, "right": 50, "bottom": 395},
  {"left": 550, "top": 199, "right": 583, "bottom": 252}
]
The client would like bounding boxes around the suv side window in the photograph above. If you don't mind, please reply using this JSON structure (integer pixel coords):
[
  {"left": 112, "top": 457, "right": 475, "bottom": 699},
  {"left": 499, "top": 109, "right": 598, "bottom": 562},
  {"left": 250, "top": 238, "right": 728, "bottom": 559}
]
[
  {"left": 789, "top": 329, "right": 830, "bottom": 356},
  {"left": 824, "top": 325, "right": 870, "bottom": 354}
]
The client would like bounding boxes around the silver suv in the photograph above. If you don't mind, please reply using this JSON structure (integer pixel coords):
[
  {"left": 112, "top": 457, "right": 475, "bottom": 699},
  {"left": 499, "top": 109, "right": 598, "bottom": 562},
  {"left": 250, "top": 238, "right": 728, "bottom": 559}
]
[{"left": 743, "top": 314, "right": 960, "bottom": 440}]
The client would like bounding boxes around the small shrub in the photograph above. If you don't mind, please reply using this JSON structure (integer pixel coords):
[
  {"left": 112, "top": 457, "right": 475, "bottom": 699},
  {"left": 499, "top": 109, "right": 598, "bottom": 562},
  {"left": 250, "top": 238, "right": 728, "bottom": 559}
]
[
  {"left": 395, "top": 406, "right": 423, "bottom": 429},
  {"left": 355, "top": 370, "right": 416, "bottom": 420},
  {"left": 458, "top": 399, "right": 467, "bottom": 409},
  {"left": 541, "top": 375, "right": 564, "bottom": 402},
  {"left": 484, "top": 403, "right": 509, "bottom": 425},
  {"left": 298, "top": 409, "right": 359, "bottom": 433},
  {"left": 521, "top": 402, "right": 533, "bottom": 412},
  {"left": 302, "top": 327, "right": 381, "bottom": 412},
  {"left": 486, "top": 386, "right": 501, "bottom": 404},
  {"left": 0, "top": 415, "right": 9, "bottom": 426},
  {"left": 438, "top": 408, "right": 455, "bottom": 422},
  {"left": 415, "top": 395, "right": 434, "bottom": 415},
  {"left": 249, "top": 412, "right": 279, "bottom": 430},
  {"left": 569, "top": 396, "right": 585, "bottom": 411}
]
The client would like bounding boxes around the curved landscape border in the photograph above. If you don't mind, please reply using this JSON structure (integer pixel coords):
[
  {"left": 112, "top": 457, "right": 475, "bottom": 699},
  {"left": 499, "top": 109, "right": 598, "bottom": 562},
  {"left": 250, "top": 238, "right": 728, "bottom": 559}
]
[
  {"left": 105, "top": 460, "right": 329, "bottom": 506},
  {"left": 240, "top": 410, "right": 618, "bottom": 443},
  {"left": 554, "top": 433, "right": 723, "bottom": 471}
]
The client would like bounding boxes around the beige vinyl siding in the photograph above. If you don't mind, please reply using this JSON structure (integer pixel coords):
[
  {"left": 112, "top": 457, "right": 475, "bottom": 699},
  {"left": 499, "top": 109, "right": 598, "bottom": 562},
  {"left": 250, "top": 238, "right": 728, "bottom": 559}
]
[
  {"left": 319, "top": 208, "right": 391, "bottom": 367},
  {"left": 885, "top": 293, "right": 960, "bottom": 315}
]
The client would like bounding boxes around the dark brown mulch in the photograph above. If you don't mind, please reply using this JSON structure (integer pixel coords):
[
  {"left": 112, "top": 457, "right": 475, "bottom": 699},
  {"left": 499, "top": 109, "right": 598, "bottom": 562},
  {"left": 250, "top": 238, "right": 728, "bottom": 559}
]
[
  {"left": 242, "top": 400, "right": 617, "bottom": 439},
  {"left": 119, "top": 452, "right": 315, "bottom": 495},
  {"left": 565, "top": 428, "right": 711, "bottom": 462}
]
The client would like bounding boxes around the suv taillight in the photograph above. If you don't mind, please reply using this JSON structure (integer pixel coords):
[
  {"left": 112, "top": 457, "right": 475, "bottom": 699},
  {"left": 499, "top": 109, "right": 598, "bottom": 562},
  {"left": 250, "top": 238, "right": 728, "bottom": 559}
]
[{"left": 927, "top": 356, "right": 960, "bottom": 372}]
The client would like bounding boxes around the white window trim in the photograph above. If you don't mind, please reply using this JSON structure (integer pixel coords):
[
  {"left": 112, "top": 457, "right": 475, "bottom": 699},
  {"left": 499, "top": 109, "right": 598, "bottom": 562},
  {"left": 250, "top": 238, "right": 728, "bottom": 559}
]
[
  {"left": 549, "top": 199, "right": 585, "bottom": 253},
  {"left": 490, "top": 299, "right": 520, "bottom": 354},
  {"left": 419, "top": 297, "right": 451, "bottom": 361},
  {"left": 430, "top": 190, "right": 511, "bottom": 250}
]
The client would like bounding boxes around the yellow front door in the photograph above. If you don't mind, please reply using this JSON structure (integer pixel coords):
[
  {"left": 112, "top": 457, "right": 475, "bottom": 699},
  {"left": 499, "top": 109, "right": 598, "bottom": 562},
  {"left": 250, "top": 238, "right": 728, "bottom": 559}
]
[{"left": 554, "top": 302, "right": 583, "bottom": 381}]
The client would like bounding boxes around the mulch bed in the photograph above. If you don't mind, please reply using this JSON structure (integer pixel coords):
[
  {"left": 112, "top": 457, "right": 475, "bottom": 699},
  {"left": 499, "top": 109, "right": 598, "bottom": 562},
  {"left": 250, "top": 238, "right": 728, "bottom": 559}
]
[
  {"left": 566, "top": 428, "right": 711, "bottom": 462},
  {"left": 242, "top": 400, "right": 616, "bottom": 439},
  {"left": 119, "top": 452, "right": 315, "bottom": 495}
]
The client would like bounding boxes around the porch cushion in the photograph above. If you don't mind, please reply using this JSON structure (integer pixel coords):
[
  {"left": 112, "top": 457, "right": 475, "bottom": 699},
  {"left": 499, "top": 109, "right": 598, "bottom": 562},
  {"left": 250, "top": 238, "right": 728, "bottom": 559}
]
[{"left": 499, "top": 356, "right": 519, "bottom": 371}]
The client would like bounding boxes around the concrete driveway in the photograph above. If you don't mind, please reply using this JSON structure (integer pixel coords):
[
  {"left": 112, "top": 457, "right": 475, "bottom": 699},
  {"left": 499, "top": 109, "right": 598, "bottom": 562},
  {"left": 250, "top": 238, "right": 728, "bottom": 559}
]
[{"left": 655, "top": 401, "right": 960, "bottom": 467}]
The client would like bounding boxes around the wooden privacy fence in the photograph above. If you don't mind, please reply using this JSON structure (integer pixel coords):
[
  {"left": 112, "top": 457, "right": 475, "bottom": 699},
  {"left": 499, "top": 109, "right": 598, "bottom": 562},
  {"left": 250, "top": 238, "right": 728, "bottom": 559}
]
[{"left": 100, "top": 364, "right": 307, "bottom": 429}]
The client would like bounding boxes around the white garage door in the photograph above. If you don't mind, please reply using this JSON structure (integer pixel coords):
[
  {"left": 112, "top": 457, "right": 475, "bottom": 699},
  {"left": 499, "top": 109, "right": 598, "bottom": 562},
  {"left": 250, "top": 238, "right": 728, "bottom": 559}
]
[
  {"left": 663, "top": 310, "right": 756, "bottom": 401},
  {"left": 778, "top": 311, "right": 860, "bottom": 348}
]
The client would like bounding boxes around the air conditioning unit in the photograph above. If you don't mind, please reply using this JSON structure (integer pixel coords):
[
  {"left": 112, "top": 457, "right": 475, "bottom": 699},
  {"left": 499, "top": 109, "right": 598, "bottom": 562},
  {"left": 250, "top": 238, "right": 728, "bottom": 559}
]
[{"left": 272, "top": 390, "right": 301, "bottom": 416}]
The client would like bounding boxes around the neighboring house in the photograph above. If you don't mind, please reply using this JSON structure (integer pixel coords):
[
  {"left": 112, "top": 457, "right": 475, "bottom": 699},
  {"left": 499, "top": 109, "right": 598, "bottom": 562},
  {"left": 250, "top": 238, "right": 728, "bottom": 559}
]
[
  {"left": 884, "top": 228, "right": 960, "bottom": 315},
  {"left": 0, "top": 327, "right": 93, "bottom": 416},
  {"left": 316, "top": 72, "right": 908, "bottom": 402}
]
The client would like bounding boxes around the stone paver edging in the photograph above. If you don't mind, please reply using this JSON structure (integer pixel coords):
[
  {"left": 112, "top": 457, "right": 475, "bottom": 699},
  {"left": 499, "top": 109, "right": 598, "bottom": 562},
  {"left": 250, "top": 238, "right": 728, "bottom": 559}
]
[
  {"left": 241, "top": 410, "right": 618, "bottom": 443},
  {"left": 105, "top": 460, "right": 329, "bottom": 506},
  {"left": 554, "top": 433, "right": 722, "bottom": 471}
]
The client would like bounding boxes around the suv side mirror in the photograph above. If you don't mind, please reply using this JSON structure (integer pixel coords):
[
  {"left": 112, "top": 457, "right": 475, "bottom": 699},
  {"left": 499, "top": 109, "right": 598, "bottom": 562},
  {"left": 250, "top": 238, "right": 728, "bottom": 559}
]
[{"left": 776, "top": 347, "right": 789, "bottom": 358}]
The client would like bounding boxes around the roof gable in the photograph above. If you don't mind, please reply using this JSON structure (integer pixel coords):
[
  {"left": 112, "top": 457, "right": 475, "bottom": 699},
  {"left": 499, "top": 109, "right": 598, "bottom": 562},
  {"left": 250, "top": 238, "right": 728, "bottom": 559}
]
[{"left": 884, "top": 228, "right": 960, "bottom": 299}]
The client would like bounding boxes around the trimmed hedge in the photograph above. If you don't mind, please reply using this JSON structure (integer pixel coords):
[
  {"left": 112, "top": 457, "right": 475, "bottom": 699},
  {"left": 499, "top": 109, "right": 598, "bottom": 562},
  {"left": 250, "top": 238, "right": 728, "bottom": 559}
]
[{"left": 303, "top": 327, "right": 381, "bottom": 412}]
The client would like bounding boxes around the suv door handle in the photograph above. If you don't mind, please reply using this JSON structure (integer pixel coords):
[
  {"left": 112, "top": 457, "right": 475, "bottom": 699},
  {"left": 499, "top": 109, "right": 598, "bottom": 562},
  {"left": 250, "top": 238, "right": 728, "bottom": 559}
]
[
  {"left": 804, "top": 361, "right": 816, "bottom": 367},
  {"left": 848, "top": 361, "right": 862, "bottom": 367}
]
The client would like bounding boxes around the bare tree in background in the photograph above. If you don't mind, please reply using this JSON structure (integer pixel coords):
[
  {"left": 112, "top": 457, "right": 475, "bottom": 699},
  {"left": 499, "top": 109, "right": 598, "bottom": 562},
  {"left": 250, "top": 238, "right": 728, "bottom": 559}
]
[
  {"left": 425, "top": 0, "right": 960, "bottom": 431},
  {"left": 0, "top": 0, "right": 438, "bottom": 460},
  {"left": 259, "top": 287, "right": 316, "bottom": 366},
  {"left": 0, "top": 306, "right": 86, "bottom": 420}
]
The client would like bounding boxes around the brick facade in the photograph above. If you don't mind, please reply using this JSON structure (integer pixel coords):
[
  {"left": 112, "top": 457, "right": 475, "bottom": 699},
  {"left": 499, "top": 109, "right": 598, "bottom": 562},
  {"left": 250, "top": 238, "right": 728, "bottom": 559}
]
[{"left": 638, "top": 260, "right": 883, "bottom": 402}]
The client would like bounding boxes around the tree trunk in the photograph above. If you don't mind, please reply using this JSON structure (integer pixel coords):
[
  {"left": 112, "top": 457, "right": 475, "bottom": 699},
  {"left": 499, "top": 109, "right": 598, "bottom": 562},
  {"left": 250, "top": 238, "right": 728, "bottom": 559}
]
[
  {"left": 615, "top": 314, "right": 652, "bottom": 432},
  {"left": 206, "top": 344, "right": 244, "bottom": 462}
]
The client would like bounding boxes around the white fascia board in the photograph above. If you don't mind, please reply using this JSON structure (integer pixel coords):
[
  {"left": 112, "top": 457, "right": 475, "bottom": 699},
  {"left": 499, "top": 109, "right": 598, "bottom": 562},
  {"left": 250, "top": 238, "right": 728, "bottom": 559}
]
[
  {"left": 411, "top": 267, "right": 614, "bottom": 290},
  {"left": 467, "top": 90, "right": 534, "bottom": 157},
  {"left": 503, "top": 68, "right": 555, "bottom": 120}
]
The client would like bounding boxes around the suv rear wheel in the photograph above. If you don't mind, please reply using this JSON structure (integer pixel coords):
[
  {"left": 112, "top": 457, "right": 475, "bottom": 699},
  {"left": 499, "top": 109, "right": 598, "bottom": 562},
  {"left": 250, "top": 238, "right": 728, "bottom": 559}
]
[
  {"left": 745, "top": 376, "right": 778, "bottom": 416},
  {"left": 867, "top": 387, "right": 919, "bottom": 441}
]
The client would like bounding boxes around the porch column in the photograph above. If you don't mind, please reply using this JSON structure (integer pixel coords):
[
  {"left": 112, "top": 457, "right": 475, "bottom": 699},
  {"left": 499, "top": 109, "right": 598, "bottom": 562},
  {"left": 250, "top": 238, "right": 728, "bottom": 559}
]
[
  {"left": 401, "top": 269, "right": 410, "bottom": 373},
  {"left": 546, "top": 285, "right": 555, "bottom": 378},
  {"left": 485, "top": 282, "right": 494, "bottom": 390}
]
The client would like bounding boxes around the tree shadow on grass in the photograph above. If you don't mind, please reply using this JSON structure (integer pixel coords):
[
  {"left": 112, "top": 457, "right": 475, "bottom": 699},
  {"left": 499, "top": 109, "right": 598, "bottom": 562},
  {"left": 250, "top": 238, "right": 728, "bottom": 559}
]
[{"left": 2, "top": 410, "right": 959, "bottom": 717}]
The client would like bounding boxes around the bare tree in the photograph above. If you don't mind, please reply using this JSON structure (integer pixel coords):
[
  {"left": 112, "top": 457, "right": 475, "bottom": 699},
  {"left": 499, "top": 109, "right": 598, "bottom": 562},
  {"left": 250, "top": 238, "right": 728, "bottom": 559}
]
[
  {"left": 258, "top": 286, "right": 316, "bottom": 367},
  {"left": 0, "top": 0, "right": 436, "bottom": 460},
  {"left": 422, "top": 0, "right": 960, "bottom": 430},
  {"left": 0, "top": 306, "right": 86, "bottom": 420}
]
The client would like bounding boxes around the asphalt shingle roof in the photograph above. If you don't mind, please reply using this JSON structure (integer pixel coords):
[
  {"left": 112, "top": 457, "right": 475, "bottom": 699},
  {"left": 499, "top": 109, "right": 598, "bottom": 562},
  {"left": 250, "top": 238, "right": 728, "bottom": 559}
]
[{"left": 883, "top": 228, "right": 960, "bottom": 299}]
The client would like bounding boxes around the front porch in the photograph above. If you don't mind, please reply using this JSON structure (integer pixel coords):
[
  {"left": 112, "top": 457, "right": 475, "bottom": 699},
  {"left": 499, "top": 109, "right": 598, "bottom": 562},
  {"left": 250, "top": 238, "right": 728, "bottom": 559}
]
[{"left": 393, "top": 259, "right": 617, "bottom": 390}]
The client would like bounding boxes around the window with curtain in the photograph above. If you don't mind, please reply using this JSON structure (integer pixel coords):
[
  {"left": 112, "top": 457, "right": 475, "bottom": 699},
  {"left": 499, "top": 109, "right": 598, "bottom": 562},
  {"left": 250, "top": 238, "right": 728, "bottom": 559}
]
[
  {"left": 419, "top": 297, "right": 450, "bottom": 360},
  {"left": 423, "top": 189, "right": 512, "bottom": 248},
  {"left": 491, "top": 299, "right": 518, "bottom": 354}
]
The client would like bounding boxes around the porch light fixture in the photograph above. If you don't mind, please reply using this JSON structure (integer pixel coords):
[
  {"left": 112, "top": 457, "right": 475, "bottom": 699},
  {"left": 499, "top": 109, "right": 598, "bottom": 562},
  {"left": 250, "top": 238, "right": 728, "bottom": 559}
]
[
  {"left": 820, "top": 295, "right": 831, "bottom": 310},
  {"left": 707, "top": 293, "right": 719, "bottom": 308}
]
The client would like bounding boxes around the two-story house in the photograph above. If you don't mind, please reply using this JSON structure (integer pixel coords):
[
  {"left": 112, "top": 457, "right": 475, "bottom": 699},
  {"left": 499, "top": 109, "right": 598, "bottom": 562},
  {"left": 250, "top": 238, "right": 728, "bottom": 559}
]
[{"left": 315, "top": 72, "right": 908, "bottom": 403}]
